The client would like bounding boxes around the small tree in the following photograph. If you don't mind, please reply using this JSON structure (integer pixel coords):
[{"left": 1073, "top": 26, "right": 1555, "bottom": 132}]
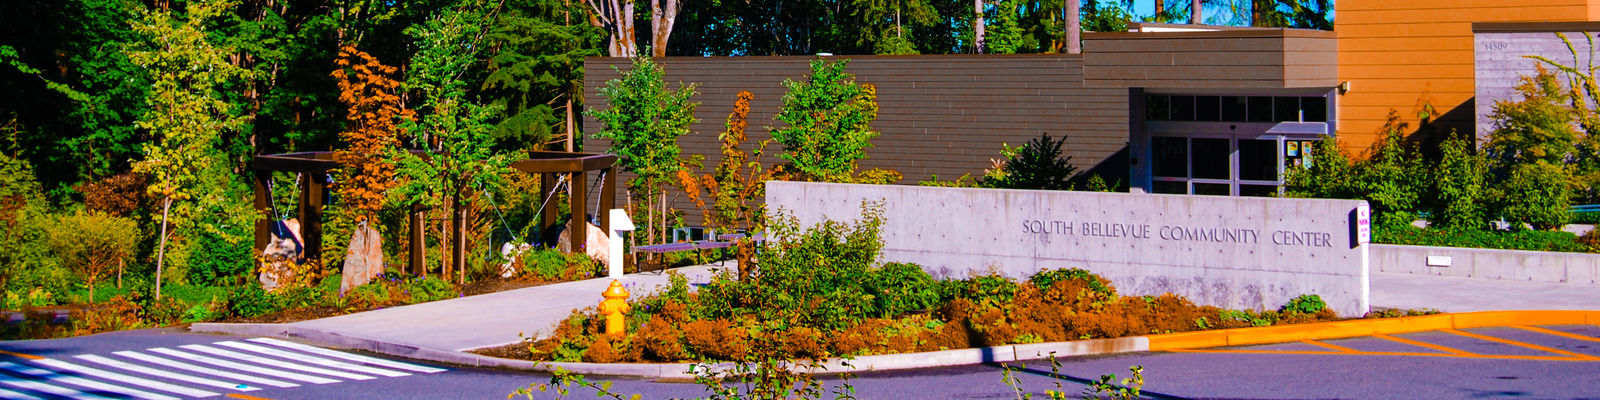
[
  {"left": 51, "top": 211, "right": 139, "bottom": 303},
  {"left": 1486, "top": 65, "right": 1580, "bottom": 168},
  {"left": 1357, "top": 113, "right": 1426, "bottom": 216},
  {"left": 1427, "top": 134, "right": 1488, "bottom": 230},
  {"left": 1486, "top": 67, "right": 1581, "bottom": 230},
  {"left": 678, "top": 91, "right": 774, "bottom": 280},
  {"left": 127, "top": 0, "right": 250, "bottom": 300},
  {"left": 331, "top": 45, "right": 412, "bottom": 283},
  {"left": 983, "top": 133, "right": 1079, "bottom": 190},
  {"left": 395, "top": 5, "right": 512, "bottom": 282},
  {"left": 588, "top": 57, "right": 699, "bottom": 247},
  {"left": 771, "top": 58, "right": 882, "bottom": 183}
]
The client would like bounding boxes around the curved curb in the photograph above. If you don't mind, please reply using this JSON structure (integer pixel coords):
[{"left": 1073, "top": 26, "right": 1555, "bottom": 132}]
[
  {"left": 190, "top": 310, "right": 1600, "bottom": 378},
  {"left": 1146, "top": 309, "right": 1600, "bottom": 351},
  {"left": 188, "top": 322, "right": 1146, "bottom": 378}
]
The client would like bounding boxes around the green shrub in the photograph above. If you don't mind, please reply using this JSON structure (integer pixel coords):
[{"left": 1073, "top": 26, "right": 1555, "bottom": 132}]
[
  {"left": 863, "top": 262, "right": 940, "bottom": 318},
  {"left": 349, "top": 282, "right": 392, "bottom": 307},
  {"left": 1571, "top": 212, "right": 1600, "bottom": 225},
  {"left": 698, "top": 203, "right": 886, "bottom": 331},
  {"left": 185, "top": 224, "right": 253, "bottom": 286},
  {"left": 520, "top": 248, "right": 597, "bottom": 281},
  {"left": 402, "top": 276, "right": 457, "bottom": 303},
  {"left": 1282, "top": 136, "right": 1359, "bottom": 200},
  {"left": 1494, "top": 161, "right": 1571, "bottom": 231},
  {"left": 1028, "top": 268, "right": 1115, "bottom": 299},
  {"left": 1375, "top": 223, "right": 1589, "bottom": 253},
  {"left": 1279, "top": 294, "right": 1327, "bottom": 315},
  {"left": 181, "top": 301, "right": 224, "bottom": 323},
  {"left": 1359, "top": 117, "right": 1426, "bottom": 217},
  {"left": 227, "top": 285, "right": 282, "bottom": 318},
  {"left": 984, "top": 133, "right": 1079, "bottom": 190},
  {"left": 278, "top": 276, "right": 339, "bottom": 309},
  {"left": 943, "top": 274, "right": 1018, "bottom": 308},
  {"left": 1427, "top": 134, "right": 1488, "bottom": 230}
]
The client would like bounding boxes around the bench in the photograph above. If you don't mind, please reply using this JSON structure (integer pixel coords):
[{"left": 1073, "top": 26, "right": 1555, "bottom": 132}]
[{"left": 629, "top": 232, "right": 767, "bottom": 270}]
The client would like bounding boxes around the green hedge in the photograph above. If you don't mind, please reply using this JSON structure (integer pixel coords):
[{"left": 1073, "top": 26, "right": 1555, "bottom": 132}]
[{"left": 1375, "top": 224, "right": 1592, "bottom": 253}]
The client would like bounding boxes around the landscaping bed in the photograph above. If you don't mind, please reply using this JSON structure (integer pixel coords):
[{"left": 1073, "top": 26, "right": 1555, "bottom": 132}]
[{"left": 471, "top": 211, "right": 1345, "bottom": 364}]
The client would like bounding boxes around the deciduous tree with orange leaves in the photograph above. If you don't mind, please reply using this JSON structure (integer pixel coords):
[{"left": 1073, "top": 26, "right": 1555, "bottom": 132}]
[{"left": 331, "top": 45, "right": 413, "bottom": 288}]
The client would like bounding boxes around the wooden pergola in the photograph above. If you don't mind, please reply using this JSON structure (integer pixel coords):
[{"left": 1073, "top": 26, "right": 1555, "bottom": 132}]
[{"left": 252, "top": 151, "right": 617, "bottom": 275}]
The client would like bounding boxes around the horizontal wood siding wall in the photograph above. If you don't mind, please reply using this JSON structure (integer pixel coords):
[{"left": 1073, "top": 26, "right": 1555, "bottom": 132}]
[
  {"left": 1336, "top": 0, "right": 1599, "bottom": 155},
  {"left": 1082, "top": 31, "right": 1337, "bottom": 89},
  {"left": 583, "top": 55, "right": 1127, "bottom": 225}
]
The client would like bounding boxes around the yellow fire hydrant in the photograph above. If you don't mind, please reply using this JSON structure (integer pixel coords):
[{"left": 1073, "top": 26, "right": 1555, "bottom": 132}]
[{"left": 598, "top": 280, "right": 629, "bottom": 336}]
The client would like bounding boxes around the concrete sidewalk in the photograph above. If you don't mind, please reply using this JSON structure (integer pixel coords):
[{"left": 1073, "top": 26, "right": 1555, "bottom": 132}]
[
  {"left": 253, "top": 264, "right": 725, "bottom": 352},
  {"left": 1370, "top": 271, "right": 1600, "bottom": 313}
]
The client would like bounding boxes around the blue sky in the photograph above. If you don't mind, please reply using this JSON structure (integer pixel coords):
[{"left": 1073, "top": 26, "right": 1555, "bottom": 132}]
[{"left": 1106, "top": 0, "right": 1334, "bottom": 27}]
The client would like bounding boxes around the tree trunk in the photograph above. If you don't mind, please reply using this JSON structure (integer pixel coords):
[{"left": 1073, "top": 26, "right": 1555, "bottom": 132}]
[
  {"left": 453, "top": 194, "right": 466, "bottom": 285},
  {"left": 650, "top": 0, "right": 680, "bottom": 58},
  {"left": 1248, "top": 0, "right": 1260, "bottom": 26},
  {"left": 1191, "top": 0, "right": 1202, "bottom": 24},
  {"left": 974, "top": 0, "right": 985, "bottom": 54},
  {"left": 585, "top": 0, "right": 637, "bottom": 57},
  {"left": 155, "top": 197, "right": 171, "bottom": 301},
  {"left": 565, "top": 99, "right": 575, "bottom": 152},
  {"left": 1155, "top": 0, "right": 1164, "bottom": 21},
  {"left": 1065, "top": 0, "right": 1081, "bottom": 54},
  {"left": 116, "top": 259, "right": 124, "bottom": 289}
]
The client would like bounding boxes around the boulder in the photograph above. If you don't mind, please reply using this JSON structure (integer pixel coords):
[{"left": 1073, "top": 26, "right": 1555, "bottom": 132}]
[
  {"left": 341, "top": 223, "right": 385, "bottom": 294},
  {"left": 499, "top": 242, "right": 532, "bottom": 278},
  {"left": 555, "top": 221, "right": 610, "bottom": 266},
  {"left": 259, "top": 219, "right": 303, "bottom": 292}
]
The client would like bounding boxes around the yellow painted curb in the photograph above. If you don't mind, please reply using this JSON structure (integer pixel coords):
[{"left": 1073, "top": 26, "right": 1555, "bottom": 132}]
[{"left": 1146, "top": 310, "right": 1600, "bottom": 351}]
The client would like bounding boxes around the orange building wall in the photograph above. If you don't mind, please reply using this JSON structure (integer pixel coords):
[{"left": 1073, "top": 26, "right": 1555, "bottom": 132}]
[{"left": 1335, "top": 0, "right": 1600, "bottom": 154}]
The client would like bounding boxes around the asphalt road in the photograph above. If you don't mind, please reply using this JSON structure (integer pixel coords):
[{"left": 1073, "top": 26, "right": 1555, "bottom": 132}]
[{"left": 2, "top": 325, "right": 1599, "bottom": 399}]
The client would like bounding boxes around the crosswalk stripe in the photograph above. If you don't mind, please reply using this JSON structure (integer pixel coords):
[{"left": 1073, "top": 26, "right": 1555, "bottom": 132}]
[
  {"left": 214, "top": 342, "right": 409, "bottom": 378},
  {"left": 113, "top": 352, "right": 299, "bottom": 389},
  {"left": 0, "top": 387, "right": 42, "bottom": 400},
  {"left": 245, "top": 338, "right": 448, "bottom": 374},
  {"left": 0, "top": 361, "right": 177, "bottom": 400},
  {"left": 75, "top": 354, "right": 262, "bottom": 392},
  {"left": 0, "top": 368, "right": 114, "bottom": 400},
  {"left": 31, "top": 359, "right": 219, "bottom": 398},
  {"left": 179, "top": 345, "right": 375, "bottom": 381},
  {"left": 144, "top": 348, "right": 339, "bottom": 385}
]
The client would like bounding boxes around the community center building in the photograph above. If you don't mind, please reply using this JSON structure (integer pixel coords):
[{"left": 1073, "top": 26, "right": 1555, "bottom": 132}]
[{"left": 585, "top": 0, "right": 1600, "bottom": 203}]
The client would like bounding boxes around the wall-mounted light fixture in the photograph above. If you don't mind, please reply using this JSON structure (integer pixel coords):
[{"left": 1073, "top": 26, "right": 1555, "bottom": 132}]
[{"left": 1338, "top": 81, "right": 1351, "bottom": 95}]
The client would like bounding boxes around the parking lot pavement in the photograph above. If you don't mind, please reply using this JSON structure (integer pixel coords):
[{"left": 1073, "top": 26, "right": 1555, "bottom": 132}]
[
  {"left": 1172, "top": 324, "right": 1600, "bottom": 362},
  {"left": 1036, "top": 324, "right": 1600, "bottom": 399}
]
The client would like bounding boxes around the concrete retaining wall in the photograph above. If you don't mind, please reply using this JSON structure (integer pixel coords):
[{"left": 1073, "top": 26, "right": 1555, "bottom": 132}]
[
  {"left": 766, "top": 182, "right": 1371, "bottom": 316},
  {"left": 1372, "top": 244, "right": 1600, "bottom": 285}
]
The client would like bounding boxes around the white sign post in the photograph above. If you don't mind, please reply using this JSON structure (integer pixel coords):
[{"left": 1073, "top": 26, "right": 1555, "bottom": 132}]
[{"left": 607, "top": 209, "right": 635, "bottom": 279}]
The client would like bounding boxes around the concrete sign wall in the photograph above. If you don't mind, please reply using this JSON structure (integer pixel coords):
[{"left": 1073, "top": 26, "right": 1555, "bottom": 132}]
[{"left": 767, "top": 182, "right": 1370, "bottom": 316}]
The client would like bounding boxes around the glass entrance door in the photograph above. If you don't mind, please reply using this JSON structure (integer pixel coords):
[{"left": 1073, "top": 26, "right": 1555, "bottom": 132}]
[{"left": 1150, "top": 134, "right": 1288, "bottom": 196}]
